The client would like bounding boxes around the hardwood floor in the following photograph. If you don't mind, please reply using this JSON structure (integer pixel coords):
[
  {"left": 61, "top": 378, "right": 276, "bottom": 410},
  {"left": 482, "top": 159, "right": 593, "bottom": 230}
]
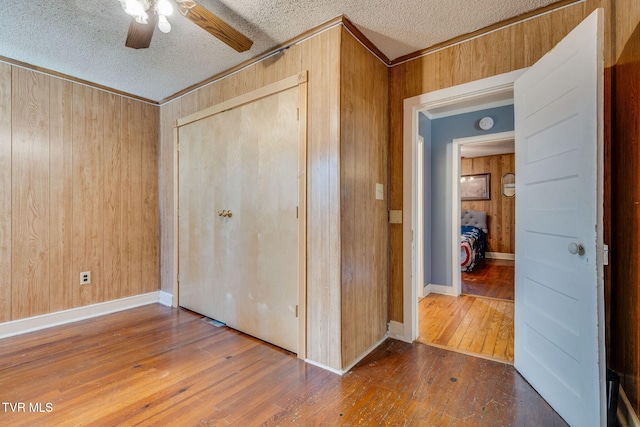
[
  {"left": 0, "top": 304, "right": 565, "bottom": 426},
  {"left": 462, "top": 258, "right": 514, "bottom": 300},
  {"left": 418, "top": 293, "right": 514, "bottom": 364}
]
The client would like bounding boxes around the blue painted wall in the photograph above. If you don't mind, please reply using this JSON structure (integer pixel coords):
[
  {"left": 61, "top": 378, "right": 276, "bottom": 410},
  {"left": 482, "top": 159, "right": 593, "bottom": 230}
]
[{"left": 419, "top": 104, "right": 514, "bottom": 287}]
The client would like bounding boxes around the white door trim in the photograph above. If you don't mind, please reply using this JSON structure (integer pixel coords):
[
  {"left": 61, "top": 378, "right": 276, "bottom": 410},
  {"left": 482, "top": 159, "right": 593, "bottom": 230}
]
[
  {"left": 451, "top": 131, "right": 515, "bottom": 295},
  {"left": 402, "top": 69, "right": 526, "bottom": 342},
  {"left": 416, "top": 135, "right": 425, "bottom": 299}
]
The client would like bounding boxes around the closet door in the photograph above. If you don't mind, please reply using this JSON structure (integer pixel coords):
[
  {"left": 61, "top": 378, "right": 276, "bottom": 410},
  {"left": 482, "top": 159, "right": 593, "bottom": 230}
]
[{"left": 178, "top": 85, "right": 301, "bottom": 353}]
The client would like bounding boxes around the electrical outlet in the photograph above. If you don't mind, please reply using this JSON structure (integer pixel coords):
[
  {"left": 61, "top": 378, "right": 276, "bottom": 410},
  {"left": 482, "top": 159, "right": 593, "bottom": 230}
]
[{"left": 80, "top": 271, "right": 91, "bottom": 285}]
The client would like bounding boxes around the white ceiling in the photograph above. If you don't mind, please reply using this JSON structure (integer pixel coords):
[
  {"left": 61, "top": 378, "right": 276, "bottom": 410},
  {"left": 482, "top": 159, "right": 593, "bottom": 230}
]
[
  {"left": 0, "top": 0, "right": 559, "bottom": 103},
  {"left": 461, "top": 139, "right": 515, "bottom": 158}
]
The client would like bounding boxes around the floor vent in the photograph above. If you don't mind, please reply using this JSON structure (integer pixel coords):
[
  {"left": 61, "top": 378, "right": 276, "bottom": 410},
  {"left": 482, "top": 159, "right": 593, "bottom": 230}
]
[{"left": 202, "top": 317, "right": 226, "bottom": 327}]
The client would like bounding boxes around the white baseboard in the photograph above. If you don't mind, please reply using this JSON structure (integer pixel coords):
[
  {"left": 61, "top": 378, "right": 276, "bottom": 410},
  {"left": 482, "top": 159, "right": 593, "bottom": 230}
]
[
  {"left": 340, "top": 335, "right": 388, "bottom": 374},
  {"left": 305, "top": 334, "right": 389, "bottom": 376},
  {"left": 303, "top": 358, "right": 343, "bottom": 375},
  {"left": 387, "top": 320, "right": 406, "bottom": 340},
  {"left": 0, "top": 291, "right": 162, "bottom": 340},
  {"left": 159, "top": 291, "right": 173, "bottom": 307},
  {"left": 486, "top": 252, "right": 515, "bottom": 260},
  {"left": 425, "top": 283, "right": 458, "bottom": 296},
  {"left": 618, "top": 384, "right": 640, "bottom": 427}
]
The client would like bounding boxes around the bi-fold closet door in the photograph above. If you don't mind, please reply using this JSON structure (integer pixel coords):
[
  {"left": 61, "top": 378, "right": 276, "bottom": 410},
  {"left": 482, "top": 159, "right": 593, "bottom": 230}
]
[{"left": 177, "top": 74, "right": 307, "bottom": 355}]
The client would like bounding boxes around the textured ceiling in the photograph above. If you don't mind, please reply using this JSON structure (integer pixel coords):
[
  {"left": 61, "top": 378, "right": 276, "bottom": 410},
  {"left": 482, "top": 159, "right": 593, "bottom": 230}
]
[{"left": 0, "top": 0, "right": 559, "bottom": 103}]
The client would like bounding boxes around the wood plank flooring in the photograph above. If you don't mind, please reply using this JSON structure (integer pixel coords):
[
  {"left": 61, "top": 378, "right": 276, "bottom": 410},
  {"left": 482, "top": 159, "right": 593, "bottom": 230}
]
[
  {"left": 0, "top": 304, "right": 564, "bottom": 426},
  {"left": 462, "top": 259, "right": 514, "bottom": 301},
  {"left": 418, "top": 293, "right": 515, "bottom": 364}
]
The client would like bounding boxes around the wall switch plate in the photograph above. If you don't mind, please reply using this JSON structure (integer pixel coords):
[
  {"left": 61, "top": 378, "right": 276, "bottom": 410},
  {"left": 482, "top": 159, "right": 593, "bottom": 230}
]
[
  {"left": 80, "top": 271, "right": 91, "bottom": 285},
  {"left": 375, "top": 183, "right": 384, "bottom": 200}
]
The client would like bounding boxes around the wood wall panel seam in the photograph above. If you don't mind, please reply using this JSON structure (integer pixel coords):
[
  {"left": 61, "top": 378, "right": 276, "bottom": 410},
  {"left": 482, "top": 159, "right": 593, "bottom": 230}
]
[{"left": 0, "top": 63, "right": 12, "bottom": 322}]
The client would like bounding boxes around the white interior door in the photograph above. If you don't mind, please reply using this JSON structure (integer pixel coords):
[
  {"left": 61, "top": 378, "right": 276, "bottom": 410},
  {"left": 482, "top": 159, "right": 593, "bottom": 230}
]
[
  {"left": 178, "top": 86, "right": 301, "bottom": 354},
  {"left": 514, "top": 9, "right": 604, "bottom": 427}
]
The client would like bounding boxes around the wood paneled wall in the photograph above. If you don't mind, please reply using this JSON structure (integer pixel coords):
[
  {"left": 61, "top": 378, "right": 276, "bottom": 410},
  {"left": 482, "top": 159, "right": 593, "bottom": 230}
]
[
  {"left": 461, "top": 154, "right": 515, "bottom": 254},
  {"left": 387, "top": 0, "right": 606, "bottom": 324},
  {"left": 611, "top": 0, "right": 640, "bottom": 413},
  {"left": 389, "top": 0, "right": 640, "bottom": 416},
  {"left": 0, "top": 63, "right": 11, "bottom": 322},
  {"left": 0, "top": 66, "right": 159, "bottom": 322},
  {"left": 339, "top": 27, "right": 389, "bottom": 367},
  {"left": 160, "top": 27, "right": 344, "bottom": 370},
  {"left": 160, "top": 25, "right": 389, "bottom": 371}
]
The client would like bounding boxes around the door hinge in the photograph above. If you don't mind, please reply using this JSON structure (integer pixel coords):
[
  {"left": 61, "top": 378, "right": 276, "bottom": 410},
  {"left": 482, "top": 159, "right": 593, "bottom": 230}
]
[
  {"left": 297, "top": 108, "right": 300, "bottom": 121},
  {"left": 603, "top": 244, "right": 609, "bottom": 266},
  {"left": 296, "top": 206, "right": 299, "bottom": 218},
  {"left": 295, "top": 305, "right": 299, "bottom": 318},
  {"left": 177, "top": 142, "right": 180, "bottom": 152}
]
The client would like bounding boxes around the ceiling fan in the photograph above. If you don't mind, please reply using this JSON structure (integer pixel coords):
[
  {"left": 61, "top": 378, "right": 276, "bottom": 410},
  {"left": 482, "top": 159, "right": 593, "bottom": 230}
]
[{"left": 118, "top": 0, "right": 253, "bottom": 52}]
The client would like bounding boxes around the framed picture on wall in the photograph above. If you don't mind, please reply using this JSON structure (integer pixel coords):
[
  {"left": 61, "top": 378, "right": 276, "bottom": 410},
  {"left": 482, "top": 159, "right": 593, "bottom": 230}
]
[{"left": 460, "top": 173, "right": 490, "bottom": 201}]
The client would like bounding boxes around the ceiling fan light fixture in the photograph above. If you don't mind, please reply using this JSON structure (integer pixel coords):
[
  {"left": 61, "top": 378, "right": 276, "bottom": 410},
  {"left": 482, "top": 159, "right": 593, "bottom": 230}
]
[
  {"left": 120, "top": 0, "right": 149, "bottom": 23},
  {"left": 157, "top": 0, "right": 174, "bottom": 16},
  {"left": 158, "top": 15, "right": 172, "bottom": 33}
]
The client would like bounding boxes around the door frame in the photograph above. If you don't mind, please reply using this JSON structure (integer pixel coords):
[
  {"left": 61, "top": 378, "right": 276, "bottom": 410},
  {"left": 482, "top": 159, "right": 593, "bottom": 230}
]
[
  {"left": 399, "top": 69, "right": 525, "bottom": 343},
  {"left": 173, "top": 72, "right": 309, "bottom": 359},
  {"left": 451, "top": 131, "right": 515, "bottom": 296},
  {"left": 416, "top": 135, "right": 425, "bottom": 299}
]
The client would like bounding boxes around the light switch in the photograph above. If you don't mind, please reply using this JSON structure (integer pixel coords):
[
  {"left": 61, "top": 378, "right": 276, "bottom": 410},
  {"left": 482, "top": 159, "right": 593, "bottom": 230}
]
[{"left": 375, "top": 183, "right": 384, "bottom": 200}]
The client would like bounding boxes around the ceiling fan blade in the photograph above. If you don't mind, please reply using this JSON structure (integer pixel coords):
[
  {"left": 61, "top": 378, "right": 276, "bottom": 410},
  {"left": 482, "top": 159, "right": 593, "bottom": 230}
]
[
  {"left": 180, "top": 2, "right": 253, "bottom": 52},
  {"left": 125, "top": 14, "right": 158, "bottom": 49}
]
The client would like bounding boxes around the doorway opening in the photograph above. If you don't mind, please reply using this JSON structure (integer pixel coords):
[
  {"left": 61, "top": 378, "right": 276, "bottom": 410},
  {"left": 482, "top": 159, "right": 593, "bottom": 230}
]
[
  {"left": 398, "top": 69, "right": 526, "bottom": 352},
  {"left": 453, "top": 131, "right": 515, "bottom": 303},
  {"left": 416, "top": 110, "right": 517, "bottom": 363},
  {"left": 415, "top": 131, "right": 516, "bottom": 364}
]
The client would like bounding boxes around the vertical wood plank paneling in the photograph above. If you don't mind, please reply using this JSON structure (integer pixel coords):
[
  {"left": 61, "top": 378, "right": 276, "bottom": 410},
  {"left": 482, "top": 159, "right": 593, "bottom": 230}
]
[
  {"left": 49, "top": 77, "right": 74, "bottom": 312},
  {"left": 159, "top": 103, "right": 175, "bottom": 301},
  {"left": 11, "top": 69, "right": 50, "bottom": 320},
  {"left": 339, "top": 27, "right": 389, "bottom": 367},
  {"left": 72, "top": 85, "right": 104, "bottom": 307},
  {"left": 141, "top": 103, "right": 159, "bottom": 294},
  {"left": 388, "top": 65, "right": 408, "bottom": 323},
  {"left": 121, "top": 98, "right": 142, "bottom": 297},
  {"left": 0, "top": 63, "right": 11, "bottom": 322},
  {"left": 103, "top": 93, "right": 122, "bottom": 301},
  {"left": 160, "top": 26, "right": 344, "bottom": 370},
  {"left": 307, "top": 29, "right": 342, "bottom": 369},
  {"left": 461, "top": 154, "right": 515, "bottom": 254},
  {"left": 611, "top": 0, "right": 640, "bottom": 412},
  {"left": 387, "top": 2, "right": 591, "bottom": 323},
  {"left": 2, "top": 65, "right": 159, "bottom": 324}
]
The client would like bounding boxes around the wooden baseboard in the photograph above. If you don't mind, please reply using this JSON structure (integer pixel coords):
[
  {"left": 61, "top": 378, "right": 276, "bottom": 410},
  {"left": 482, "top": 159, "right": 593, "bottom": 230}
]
[
  {"left": 0, "top": 292, "right": 162, "bottom": 339},
  {"left": 618, "top": 384, "right": 640, "bottom": 427},
  {"left": 486, "top": 252, "right": 515, "bottom": 260}
]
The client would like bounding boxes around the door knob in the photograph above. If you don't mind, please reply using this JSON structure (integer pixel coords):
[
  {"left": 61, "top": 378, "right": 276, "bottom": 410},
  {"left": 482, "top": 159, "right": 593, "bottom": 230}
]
[{"left": 568, "top": 242, "right": 585, "bottom": 256}]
